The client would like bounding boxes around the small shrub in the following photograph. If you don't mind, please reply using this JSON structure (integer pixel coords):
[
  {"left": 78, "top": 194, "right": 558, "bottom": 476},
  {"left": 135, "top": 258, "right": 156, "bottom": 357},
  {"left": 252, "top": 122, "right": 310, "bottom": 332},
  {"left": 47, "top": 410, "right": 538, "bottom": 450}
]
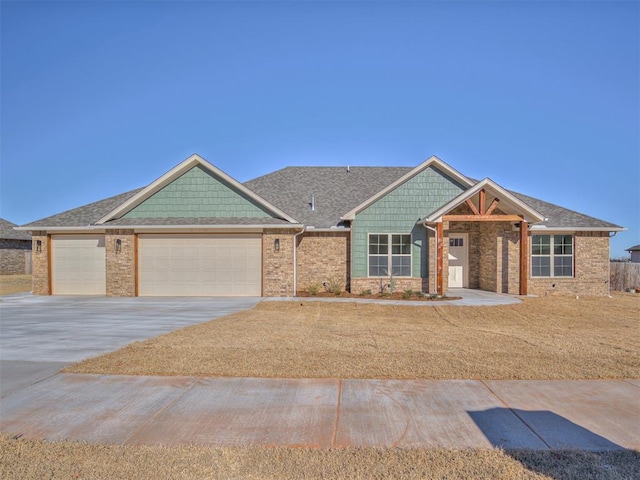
[
  {"left": 326, "top": 276, "right": 344, "bottom": 295},
  {"left": 308, "top": 283, "right": 320, "bottom": 296},
  {"left": 360, "top": 289, "right": 372, "bottom": 296},
  {"left": 389, "top": 275, "right": 397, "bottom": 294},
  {"left": 402, "top": 290, "right": 413, "bottom": 299},
  {"left": 415, "top": 291, "right": 425, "bottom": 298}
]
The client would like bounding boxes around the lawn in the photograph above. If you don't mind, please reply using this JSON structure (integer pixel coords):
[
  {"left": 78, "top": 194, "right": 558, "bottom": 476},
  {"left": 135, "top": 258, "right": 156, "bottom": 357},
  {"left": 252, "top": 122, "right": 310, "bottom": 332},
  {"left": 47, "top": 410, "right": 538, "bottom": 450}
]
[
  {"left": 66, "top": 293, "right": 640, "bottom": 380},
  {"left": 0, "top": 275, "right": 31, "bottom": 295},
  {"left": 2, "top": 435, "right": 638, "bottom": 480}
]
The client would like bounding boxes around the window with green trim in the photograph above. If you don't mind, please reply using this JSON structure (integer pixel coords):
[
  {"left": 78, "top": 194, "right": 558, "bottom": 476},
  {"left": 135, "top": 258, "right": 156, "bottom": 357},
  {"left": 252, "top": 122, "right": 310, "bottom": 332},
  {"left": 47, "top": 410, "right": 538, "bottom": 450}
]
[
  {"left": 531, "top": 234, "right": 573, "bottom": 277},
  {"left": 368, "top": 234, "right": 411, "bottom": 277}
]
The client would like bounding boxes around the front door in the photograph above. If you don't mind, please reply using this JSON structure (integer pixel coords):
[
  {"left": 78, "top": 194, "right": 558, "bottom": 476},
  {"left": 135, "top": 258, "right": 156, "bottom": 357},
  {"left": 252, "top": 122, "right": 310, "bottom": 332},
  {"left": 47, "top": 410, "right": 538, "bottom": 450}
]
[{"left": 448, "top": 233, "right": 468, "bottom": 288}]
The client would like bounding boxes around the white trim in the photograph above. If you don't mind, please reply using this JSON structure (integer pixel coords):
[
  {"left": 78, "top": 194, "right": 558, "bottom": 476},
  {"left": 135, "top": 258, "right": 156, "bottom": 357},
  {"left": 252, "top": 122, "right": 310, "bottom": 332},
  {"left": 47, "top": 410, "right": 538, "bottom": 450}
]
[
  {"left": 529, "top": 225, "right": 626, "bottom": 232},
  {"left": 367, "top": 232, "right": 412, "bottom": 278},
  {"left": 424, "top": 177, "right": 545, "bottom": 224},
  {"left": 341, "top": 156, "right": 474, "bottom": 220},
  {"left": 96, "top": 154, "right": 299, "bottom": 224},
  {"left": 530, "top": 233, "right": 574, "bottom": 278}
]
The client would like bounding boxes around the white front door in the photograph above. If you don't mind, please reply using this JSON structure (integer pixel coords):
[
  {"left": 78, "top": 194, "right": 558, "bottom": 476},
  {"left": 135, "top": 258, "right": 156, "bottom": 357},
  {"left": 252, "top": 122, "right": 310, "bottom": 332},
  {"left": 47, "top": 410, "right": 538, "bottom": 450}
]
[{"left": 448, "top": 233, "right": 468, "bottom": 288}]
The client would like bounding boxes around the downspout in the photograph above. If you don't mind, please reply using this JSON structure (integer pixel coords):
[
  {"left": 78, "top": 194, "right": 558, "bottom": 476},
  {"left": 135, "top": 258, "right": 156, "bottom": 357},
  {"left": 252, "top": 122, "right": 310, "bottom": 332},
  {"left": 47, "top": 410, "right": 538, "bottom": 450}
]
[
  {"left": 423, "top": 222, "right": 438, "bottom": 295},
  {"left": 292, "top": 227, "right": 305, "bottom": 296}
]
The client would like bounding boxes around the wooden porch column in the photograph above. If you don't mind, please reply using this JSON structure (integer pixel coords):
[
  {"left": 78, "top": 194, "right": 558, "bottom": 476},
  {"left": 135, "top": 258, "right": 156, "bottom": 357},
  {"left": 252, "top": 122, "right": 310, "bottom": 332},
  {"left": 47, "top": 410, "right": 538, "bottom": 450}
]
[
  {"left": 437, "top": 222, "right": 444, "bottom": 295},
  {"left": 519, "top": 220, "right": 528, "bottom": 295}
]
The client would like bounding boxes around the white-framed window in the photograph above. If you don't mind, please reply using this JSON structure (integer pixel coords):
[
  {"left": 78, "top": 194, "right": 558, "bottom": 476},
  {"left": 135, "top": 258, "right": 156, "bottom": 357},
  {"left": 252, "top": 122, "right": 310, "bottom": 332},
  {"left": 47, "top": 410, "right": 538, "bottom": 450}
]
[
  {"left": 531, "top": 234, "right": 574, "bottom": 277},
  {"left": 368, "top": 233, "right": 411, "bottom": 277}
]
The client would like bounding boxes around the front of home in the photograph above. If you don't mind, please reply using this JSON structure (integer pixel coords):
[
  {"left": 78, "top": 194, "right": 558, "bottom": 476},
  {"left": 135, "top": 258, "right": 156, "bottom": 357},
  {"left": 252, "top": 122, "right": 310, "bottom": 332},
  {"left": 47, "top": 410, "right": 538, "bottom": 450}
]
[{"left": 18, "top": 154, "right": 623, "bottom": 297}]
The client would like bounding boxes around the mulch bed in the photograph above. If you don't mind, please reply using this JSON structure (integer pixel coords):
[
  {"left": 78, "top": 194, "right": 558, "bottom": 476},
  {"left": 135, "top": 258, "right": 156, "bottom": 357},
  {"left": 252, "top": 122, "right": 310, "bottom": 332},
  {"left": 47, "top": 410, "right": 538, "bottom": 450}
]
[{"left": 295, "top": 291, "right": 460, "bottom": 301}]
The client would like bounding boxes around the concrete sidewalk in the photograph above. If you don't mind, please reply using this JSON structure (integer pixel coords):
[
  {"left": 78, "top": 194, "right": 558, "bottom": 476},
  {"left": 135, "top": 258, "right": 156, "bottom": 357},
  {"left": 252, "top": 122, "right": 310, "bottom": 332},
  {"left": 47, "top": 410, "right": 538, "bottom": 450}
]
[{"left": 1, "top": 373, "right": 637, "bottom": 451}]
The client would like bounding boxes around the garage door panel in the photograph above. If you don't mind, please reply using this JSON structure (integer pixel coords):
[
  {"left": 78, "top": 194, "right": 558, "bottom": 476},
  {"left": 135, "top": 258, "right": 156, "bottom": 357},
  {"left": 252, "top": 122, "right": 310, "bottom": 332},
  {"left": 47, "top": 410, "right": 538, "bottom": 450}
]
[
  {"left": 52, "top": 236, "right": 106, "bottom": 295},
  {"left": 138, "top": 235, "right": 261, "bottom": 296}
]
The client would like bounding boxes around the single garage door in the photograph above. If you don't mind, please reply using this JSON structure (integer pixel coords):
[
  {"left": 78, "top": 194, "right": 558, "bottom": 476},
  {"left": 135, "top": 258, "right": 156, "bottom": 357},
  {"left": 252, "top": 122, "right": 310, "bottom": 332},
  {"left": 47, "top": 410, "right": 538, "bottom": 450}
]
[
  {"left": 138, "top": 234, "right": 262, "bottom": 296},
  {"left": 52, "top": 235, "right": 106, "bottom": 295}
]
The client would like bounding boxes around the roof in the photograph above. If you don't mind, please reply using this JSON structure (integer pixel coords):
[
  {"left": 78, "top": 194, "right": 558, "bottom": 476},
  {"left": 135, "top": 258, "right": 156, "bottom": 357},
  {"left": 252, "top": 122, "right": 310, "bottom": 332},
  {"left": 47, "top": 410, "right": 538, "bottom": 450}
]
[
  {"left": 244, "top": 166, "right": 413, "bottom": 228},
  {"left": 626, "top": 244, "right": 640, "bottom": 252},
  {"left": 0, "top": 218, "right": 31, "bottom": 240},
  {"left": 20, "top": 189, "right": 143, "bottom": 229},
  {"left": 17, "top": 157, "right": 624, "bottom": 232}
]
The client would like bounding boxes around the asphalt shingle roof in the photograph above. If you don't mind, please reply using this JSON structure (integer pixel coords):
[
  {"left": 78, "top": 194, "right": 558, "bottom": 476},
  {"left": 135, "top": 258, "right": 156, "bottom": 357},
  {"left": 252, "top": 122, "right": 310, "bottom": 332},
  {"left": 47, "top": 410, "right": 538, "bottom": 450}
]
[
  {"left": 21, "top": 189, "right": 144, "bottom": 229},
  {"left": 626, "top": 244, "right": 640, "bottom": 252},
  {"left": 0, "top": 218, "right": 31, "bottom": 240},
  {"left": 244, "top": 166, "right": 413, "bottom": 228},
  {"left": 18, "top": 165, "right": 622, "bottom": 231}
]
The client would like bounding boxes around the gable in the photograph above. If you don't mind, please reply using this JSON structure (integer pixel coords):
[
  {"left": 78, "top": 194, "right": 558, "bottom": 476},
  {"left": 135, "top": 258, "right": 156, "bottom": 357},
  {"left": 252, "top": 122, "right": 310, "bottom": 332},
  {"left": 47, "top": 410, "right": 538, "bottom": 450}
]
[
  {"left": 356, "top": 165, "right": 468, "bottom": 222},
  {"left": 122, "top": 165, "right": 276, "bottom": 219},
  {"left": 351, "top": 166, "right": 467, "bottom": 278}
]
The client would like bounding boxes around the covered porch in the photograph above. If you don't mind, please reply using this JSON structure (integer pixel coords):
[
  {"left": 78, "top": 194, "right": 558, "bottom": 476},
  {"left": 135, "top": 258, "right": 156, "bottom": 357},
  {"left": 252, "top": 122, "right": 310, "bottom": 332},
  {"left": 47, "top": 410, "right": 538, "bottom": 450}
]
[{"left": 424, "top": 179, "right": 545, "bottom": 296}]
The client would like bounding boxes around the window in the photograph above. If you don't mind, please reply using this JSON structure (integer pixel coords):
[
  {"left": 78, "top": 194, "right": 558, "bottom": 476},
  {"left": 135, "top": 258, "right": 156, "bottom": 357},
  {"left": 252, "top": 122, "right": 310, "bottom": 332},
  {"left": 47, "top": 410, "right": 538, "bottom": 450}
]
[
  {"left": 368, "top": 234, "right": 411, "bottom": 276},
  {"left": 449, "top": 238, "right": 464, "bottom": 247},
  {"left": 531, "top": 234, "right": 573, "bottom": 277}
]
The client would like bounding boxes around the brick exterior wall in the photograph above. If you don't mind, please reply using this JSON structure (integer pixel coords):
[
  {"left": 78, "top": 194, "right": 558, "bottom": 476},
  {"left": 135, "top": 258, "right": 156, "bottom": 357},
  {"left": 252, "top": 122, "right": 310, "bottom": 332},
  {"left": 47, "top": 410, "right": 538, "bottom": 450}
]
[
  {"left": 296, "top": 231, "right": 349, "bottom": 293},
  {"left": 105, "top": 230, "right": 136, "bottom": 297},
  {"left": 263, "top": 229, "right": 296, "bottom": 296},
  {"left": 529, "top": 231, "right": 610, "bottom": 296},
  {"left": 350, "top": 277, "right": 425, "bottom": 295},
  {"left": 31, "top": 233, "right": 50, "bottom": 294},
  {"left": 0, "top": 239, "right": 31, "bottom": 275}
]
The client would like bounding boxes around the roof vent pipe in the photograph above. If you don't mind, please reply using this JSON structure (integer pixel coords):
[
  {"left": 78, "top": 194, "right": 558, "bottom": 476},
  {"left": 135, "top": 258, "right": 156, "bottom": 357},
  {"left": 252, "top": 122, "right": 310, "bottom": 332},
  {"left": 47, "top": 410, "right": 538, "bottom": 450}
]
[
  {"left": 347, "top": 165, "right": 350, "bottom": 173},
  {"left": 310, "top": 194, "right": 315, "bottom": 211}
]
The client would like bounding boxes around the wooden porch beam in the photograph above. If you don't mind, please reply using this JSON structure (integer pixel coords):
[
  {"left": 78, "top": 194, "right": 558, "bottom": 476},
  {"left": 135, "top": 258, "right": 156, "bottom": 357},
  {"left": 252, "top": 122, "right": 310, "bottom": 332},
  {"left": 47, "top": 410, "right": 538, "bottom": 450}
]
[
  {"left": 442, "top": 214, "right": 523, "bottom": 222},
  {"left": 465, "top": 199, "right": 481, "bottom": 216},
  {"left": 519, "top": 221, "right": 528, "bottom": 295},
  {"left": 479, "top": 189, "right": 486, "bottom": 215},
  {"left": 485, "top": 198, "right": 500, "bottom": 216},
  {"left": 437, "top": 222, "right": 444, "bottom": 295}
]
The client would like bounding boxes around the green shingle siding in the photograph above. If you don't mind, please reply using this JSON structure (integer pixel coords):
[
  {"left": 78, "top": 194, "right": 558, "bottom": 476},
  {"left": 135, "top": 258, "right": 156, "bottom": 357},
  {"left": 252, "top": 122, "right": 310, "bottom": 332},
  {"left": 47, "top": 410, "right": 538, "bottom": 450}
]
[
  {"left": 123, "top": 166, "right": 275, "bottom": 219},
  {"left": 352, "top": 166, "right": 466, "bottom": 278}
]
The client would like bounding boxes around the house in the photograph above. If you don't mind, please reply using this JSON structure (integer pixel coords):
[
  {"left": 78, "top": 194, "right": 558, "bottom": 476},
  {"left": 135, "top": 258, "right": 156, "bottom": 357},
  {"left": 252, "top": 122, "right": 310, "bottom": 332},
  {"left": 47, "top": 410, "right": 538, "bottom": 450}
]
[
  {"left": 17, "top": 154, "right": 624, "bottom": 297},
  {"left": 626, "top": 245, "right": 640, "bottom": 263},
  {"left": 0, "top": 218, "right": 32, "bottom": 275}
]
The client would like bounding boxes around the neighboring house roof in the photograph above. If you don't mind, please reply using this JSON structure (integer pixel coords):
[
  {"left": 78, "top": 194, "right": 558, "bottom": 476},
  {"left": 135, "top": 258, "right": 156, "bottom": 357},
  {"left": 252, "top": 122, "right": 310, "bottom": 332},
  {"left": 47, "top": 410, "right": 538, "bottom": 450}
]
[
  {"left": 0, "top": 217, "right": 32, "bottom": 240},
  {"left": 626, "top": 244, "right": 640, "bottom": 252},
  {"left": 17, "top": 155, "right": 624, "bottom": 232}
]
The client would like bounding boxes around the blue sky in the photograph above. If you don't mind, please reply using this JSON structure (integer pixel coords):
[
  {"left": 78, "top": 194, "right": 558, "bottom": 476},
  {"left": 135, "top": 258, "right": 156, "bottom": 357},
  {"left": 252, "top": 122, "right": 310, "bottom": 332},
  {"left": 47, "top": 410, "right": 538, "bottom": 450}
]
[{"left": 1, "top": 0, "right": 638, "bottom": 257}]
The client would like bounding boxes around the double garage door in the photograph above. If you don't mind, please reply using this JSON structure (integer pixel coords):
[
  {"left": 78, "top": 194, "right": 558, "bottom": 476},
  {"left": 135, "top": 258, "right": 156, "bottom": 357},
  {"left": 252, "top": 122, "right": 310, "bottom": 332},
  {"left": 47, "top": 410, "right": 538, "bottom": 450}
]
[{"left": 51, "top": 234, "right": 262, "bottom": 296}]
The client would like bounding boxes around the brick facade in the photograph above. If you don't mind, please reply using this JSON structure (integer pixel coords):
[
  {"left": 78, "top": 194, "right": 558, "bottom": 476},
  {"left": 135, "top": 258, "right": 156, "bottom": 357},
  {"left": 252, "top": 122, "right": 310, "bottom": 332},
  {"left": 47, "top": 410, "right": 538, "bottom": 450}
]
[
  {"left": 31, "top": 233, "right": 50, "bottom": 294},
  {"left": 296, "top": 231, "right": 349, "bottom": 293},
  {"left": 528, "top": 231, "right": 610, "bottom": 296},
  {"left": 105, "top": 230, "right": 136, "bottom": 297},
  {"left": 263, "top": 229, "right": 297, "bottom": 296},
  {"left": 0, "top": 239, "right": 31, "bottom": 275}
]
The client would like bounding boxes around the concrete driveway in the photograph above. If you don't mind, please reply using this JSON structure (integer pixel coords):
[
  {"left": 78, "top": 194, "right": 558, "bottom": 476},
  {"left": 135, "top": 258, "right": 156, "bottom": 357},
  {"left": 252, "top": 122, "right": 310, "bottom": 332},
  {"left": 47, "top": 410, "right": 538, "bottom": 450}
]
[{"left": 0, "top": 294, "right": 261, "bottom": 395}]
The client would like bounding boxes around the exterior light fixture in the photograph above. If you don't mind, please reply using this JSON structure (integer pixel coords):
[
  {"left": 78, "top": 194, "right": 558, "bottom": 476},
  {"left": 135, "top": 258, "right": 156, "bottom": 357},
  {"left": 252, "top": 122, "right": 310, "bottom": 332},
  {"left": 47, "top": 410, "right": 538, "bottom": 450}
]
[
  {"left": 115, "top": 238, "right": 122, "bottom": 254},
  {"left": 274, "top": 238, "right": 280, "bottom": 253},
  {"left": 35, "top": 240, "right": 42, "bottom": 253}
]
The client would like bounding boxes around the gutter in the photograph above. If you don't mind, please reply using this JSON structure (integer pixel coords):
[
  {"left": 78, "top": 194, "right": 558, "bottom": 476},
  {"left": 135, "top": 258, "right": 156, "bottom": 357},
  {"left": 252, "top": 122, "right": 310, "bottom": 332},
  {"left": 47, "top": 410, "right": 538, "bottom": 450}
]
[
  {"left": 423, "top": 222, "right": 438, "bottom": 295},
  {"left": 292, "top": 227, "right": 306, "bottom": 296}
]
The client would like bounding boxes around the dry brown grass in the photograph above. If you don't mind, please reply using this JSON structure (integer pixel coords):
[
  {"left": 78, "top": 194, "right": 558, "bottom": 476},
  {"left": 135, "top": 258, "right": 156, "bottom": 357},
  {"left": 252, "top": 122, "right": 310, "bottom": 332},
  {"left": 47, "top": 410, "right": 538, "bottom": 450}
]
[
  {"left": 0, "top": 275, "right": 31, "bottom": 295},
  {"left": 1, "top": 435, "right": 638, "bottom": 480},
  {"left": 66, "top": 294, "right": 640, "bottom": 380}
]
